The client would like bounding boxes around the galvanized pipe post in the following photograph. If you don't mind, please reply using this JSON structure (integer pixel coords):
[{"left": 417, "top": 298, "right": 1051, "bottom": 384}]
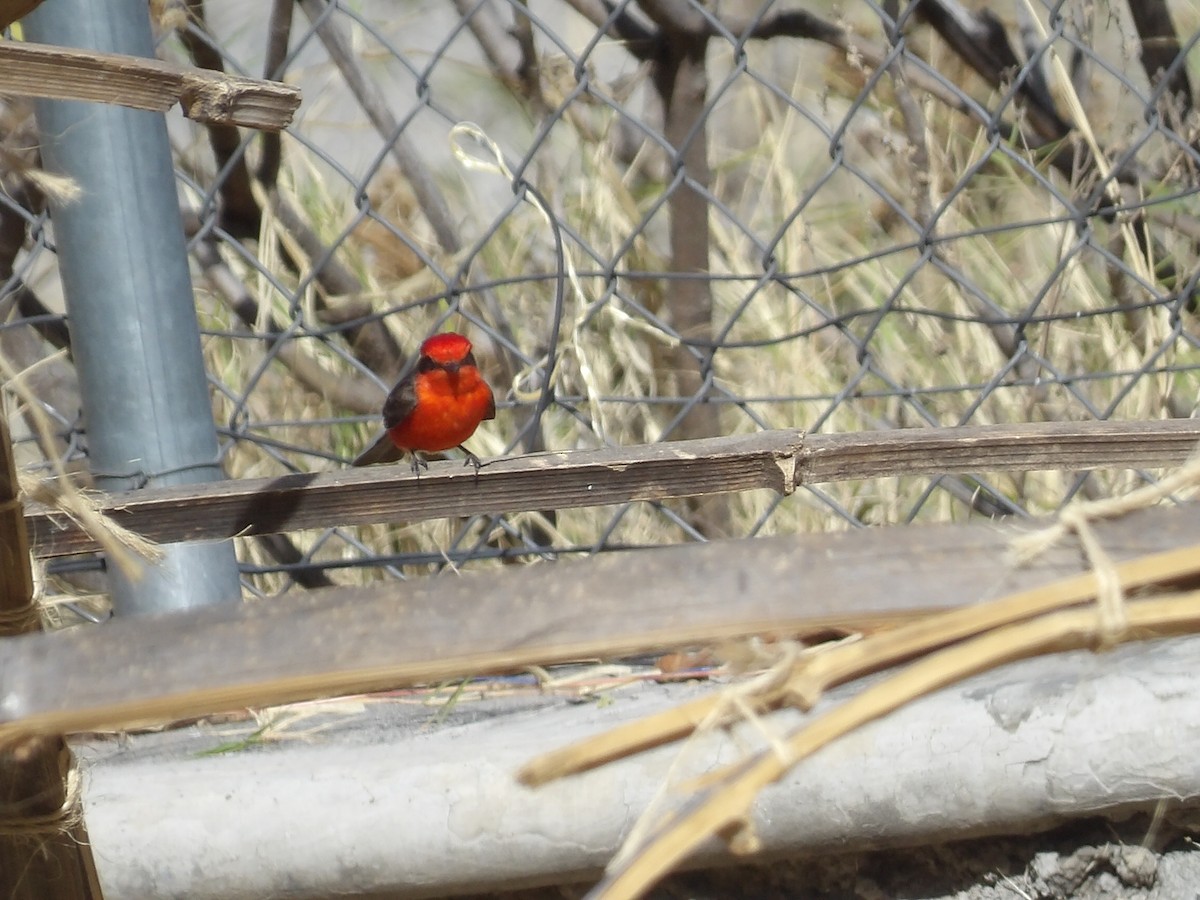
[{"left": 24, "top": 0, "right": 242, "bottom": 614}]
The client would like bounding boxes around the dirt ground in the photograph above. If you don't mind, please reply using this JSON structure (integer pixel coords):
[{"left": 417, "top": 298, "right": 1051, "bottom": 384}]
[{"left": 471, "top": 815, "right": 1200, "bottom": 900}]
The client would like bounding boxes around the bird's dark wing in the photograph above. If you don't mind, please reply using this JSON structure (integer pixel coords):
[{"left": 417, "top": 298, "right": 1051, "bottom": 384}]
[
  {"left": 381, "top": 372, "right": 419, "bottom": 430},
  {"left": 351, "top": 357, "right": 423, "bottom": 466},
  {"left": 351, "top": 431, "right": 407, "bottom": 466}
]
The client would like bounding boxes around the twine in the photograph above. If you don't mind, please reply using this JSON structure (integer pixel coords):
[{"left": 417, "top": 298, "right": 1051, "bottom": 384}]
[
  {"left": 720, "top": 641, "right": 802, "bottom": 769},
  {"left": 448, "top": 121, "right": 683, "bottom": 443},
  {"left": 0, "top": 604, "right": 42, "bottom": 635},
  {"left": 1060, "top": 508, "right": 1126, "bottom": 649},
  {"left": 3, "top": 351, "right": 162, "bottom": 578},
  {"left": 450, "top": 123, "right": 575, "bottom": 400},
  {"left": 19, "top": 472, "right": 162, "bottom": 578},
  {"left": 0, "top": 765, "right": 84, "bottom": 839},
  {"left": 1009, "top": 452, "right": 1200, "bottom": 648}
]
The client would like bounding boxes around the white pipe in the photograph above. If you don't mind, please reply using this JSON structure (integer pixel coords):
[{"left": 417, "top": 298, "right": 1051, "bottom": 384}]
[{"left": 76, "top": 636, "right": 1200, "bottom": 898}]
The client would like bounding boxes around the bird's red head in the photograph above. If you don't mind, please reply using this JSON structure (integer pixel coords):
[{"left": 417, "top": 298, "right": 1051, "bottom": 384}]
[{"left": 419, "top": 332, "right": 473, "bottom": 364}]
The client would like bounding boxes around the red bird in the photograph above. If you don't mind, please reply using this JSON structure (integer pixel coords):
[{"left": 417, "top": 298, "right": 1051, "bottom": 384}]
[{"left": 352, "top": 332, "right": 496, "bottom": 472}]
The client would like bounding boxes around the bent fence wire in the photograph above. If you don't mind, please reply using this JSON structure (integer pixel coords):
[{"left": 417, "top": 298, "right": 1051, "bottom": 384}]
[{"left": 3, "top": 0, "right": 1200, "bottom": 602}]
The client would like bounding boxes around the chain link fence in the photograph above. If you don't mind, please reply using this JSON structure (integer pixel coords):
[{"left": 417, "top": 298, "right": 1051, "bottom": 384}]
[{"left": 3, "top": 0, "right": 1199, "bottom": 602}]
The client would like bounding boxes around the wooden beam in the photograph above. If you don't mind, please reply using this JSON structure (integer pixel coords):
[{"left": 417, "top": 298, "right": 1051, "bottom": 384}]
[
  {"left": 3, "top": 501, "right": 1200, "bottom": 743},
  {"left": 0, "top": 41, "right": 300, "bottom": 130},
  {"left": 23, "top": 419, "right": 1200, "bottom": 558},
  {"left": 28, "top": 429, "right": 803, "bottom": 557},
  {"left": 798, "top": 417, "right": 1200, "bottom": 482}
]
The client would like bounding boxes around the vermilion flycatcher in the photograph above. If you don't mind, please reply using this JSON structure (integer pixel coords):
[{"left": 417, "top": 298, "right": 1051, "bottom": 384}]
[{"left": 352, "top": 332, "right": 496, "bottom": 471}]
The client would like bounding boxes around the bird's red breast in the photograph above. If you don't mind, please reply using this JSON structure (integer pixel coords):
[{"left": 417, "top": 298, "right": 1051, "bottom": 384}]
[{"left": 387, "top": 361, "right": 495, "bottom": 452}]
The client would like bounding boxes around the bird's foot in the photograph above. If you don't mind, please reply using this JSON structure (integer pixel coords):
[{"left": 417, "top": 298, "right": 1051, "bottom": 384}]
[
  {"left": 458, "top": 445, "right": 488, "bottom": 482},
  {"left": 408, "top": 453, "right": 430, "bottom": 478}
]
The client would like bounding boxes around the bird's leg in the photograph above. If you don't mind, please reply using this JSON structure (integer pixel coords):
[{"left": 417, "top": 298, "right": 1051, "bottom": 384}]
[
  {"left": 458, "top": 444, "right": 488, "bottom": 481},
  {"left": 408, "top": 452, "right": 429, "bottom": 478}
]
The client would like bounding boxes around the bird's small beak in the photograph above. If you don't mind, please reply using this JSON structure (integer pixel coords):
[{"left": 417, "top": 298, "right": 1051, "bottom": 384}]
[{"left": 443, "top": 361, "right": 461, "bottom": 373}]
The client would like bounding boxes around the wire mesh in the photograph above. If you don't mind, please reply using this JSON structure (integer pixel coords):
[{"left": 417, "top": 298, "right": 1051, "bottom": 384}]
[{"left": 3, "top": 0, "right": 1199, "bottom": 602}]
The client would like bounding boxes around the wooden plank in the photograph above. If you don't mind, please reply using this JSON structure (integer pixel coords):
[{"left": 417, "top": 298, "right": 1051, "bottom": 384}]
[
  {"left": 3, "top": 501, "right": 1199, "bottom": 742},
  {"left": 23, "top": 419, "right": 1200, "bottom": 558},
  {"left": 800, "top": 418, "right": 1200, "bottom": 481},
  {"left": 0, "top": 41, "right": 300, "bottom": 131},
  {"left": 28, "top": 429, "right": 804, "bottom": 557}
]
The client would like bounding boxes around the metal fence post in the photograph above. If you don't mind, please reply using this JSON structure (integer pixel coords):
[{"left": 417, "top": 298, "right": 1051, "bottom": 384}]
[{"left": 23, "top": 0, "right": 242, "bottom": 614}]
